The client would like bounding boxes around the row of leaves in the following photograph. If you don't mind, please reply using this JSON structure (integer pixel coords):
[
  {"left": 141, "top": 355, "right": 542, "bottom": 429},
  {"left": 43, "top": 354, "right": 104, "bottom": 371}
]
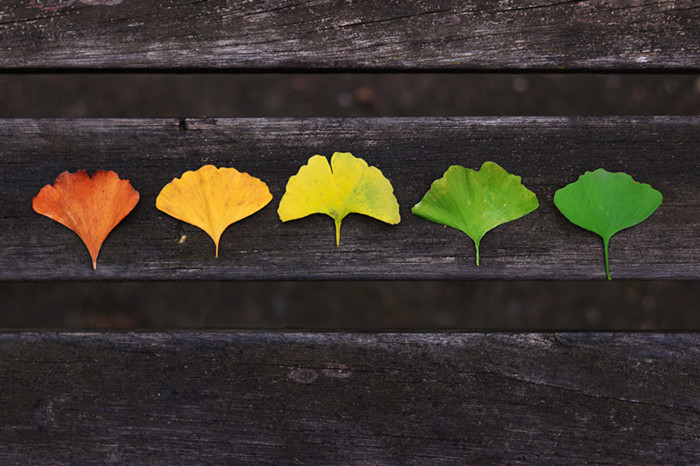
[{"left": 32, "top": 152, "right": 662, "bottom": 279}]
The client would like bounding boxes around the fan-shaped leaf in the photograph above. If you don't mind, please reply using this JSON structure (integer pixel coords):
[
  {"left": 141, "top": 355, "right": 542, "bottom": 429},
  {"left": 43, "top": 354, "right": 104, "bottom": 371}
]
[
  {"left": 278, "top": 152, "right": 400, "bottom": 246},
  {"left": 156, "top": 165, "right": 272, "bottom": 257},
  {"left": 412, "top": 161, "right": 539, "bottom": 265},
  {"left": 554, "top": 168, "right": 662, "bottom": 280},
  {"left": 32, "top": 170, "right": 140, "bottom": 269}
]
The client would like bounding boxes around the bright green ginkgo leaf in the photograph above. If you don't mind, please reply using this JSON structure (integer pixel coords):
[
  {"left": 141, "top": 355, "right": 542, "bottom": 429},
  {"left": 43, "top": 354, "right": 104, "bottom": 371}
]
[
  {"left": 278, "top": 152, "right": 400, "bottom": 246},
  {"left": 411, "top": 161, "right": 539, "bottom": 266},
  {"left": 554, "top": 168, "right": 662, "bottom": 280}
]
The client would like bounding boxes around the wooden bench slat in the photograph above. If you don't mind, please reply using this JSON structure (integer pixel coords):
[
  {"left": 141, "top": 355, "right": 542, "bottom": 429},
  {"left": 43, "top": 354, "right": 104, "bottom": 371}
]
[
  {"left": 2, "top": 117, "right": 698, "bottom": 280},
  {"left": 0, "top": 332, "right": 697, "bottom": 463},
  {"left": 1, "top": 0, "right": 699, "bottom": 70}
]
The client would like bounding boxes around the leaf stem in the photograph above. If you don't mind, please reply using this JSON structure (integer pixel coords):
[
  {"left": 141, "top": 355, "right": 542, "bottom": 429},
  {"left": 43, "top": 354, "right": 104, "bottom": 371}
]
[
  {"left": 334, "top": 218, "right": 342, "bottom": 248},
  {"left": 603, "top": 237, "right": 611, "bottom": 280},
  {"left": 214, "top": 234, "right": 221, "bottom": 258},
  {"left": 475, "top": 239, "right": 480, "bottom": 267}
]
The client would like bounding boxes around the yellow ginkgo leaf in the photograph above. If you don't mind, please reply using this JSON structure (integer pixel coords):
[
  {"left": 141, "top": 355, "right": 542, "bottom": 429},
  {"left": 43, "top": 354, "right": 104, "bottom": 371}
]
[
  {"left": 278, "top": 152, "right": 400, "bottom": 246},
  {"left": 156, "top": 165, "right": 272, "bottom": 257}
]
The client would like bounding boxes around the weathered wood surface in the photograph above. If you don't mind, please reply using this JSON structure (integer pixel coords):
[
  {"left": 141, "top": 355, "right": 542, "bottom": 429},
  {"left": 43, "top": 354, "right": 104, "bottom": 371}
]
[
  {"left": 1, "top": 117, "right": 698, "bottom": 280},
  {"left": 1, "top": 0, "right": 698, "bottom": 70},
  {"left": 0, "top": 332, "right": 697, "bottom": 464}
]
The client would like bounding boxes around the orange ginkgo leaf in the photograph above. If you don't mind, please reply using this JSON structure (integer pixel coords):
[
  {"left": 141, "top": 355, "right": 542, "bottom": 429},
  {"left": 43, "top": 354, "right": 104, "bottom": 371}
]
[
  {"left": 155, "top": 165, "right": 272, "bottom": 257},
  {"left": 33, "top": 170, "right": 140, "bottom": 269}
]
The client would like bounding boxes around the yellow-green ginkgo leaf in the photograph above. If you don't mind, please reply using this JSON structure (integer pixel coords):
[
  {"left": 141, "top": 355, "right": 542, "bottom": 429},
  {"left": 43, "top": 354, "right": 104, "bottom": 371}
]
[
  {"left": 278, "top": 152, "right": 400, "bottom": 246},
  {"left": 412, "top": 161, "right": 539, "bottom": 266},
  {"left": 156, "top": 165, "right": 272, "bottom": 257}
]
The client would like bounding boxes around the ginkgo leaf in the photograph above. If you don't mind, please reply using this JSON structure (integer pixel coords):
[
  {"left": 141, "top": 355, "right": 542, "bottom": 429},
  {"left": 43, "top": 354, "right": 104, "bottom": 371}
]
[
  {"left": 156, "top": 165, "right": 272, "bottom": 257},
  {"left": 554, "top": 168, "right": 662, "bottom": 280},
  {"left": 32, "top": 170, "right": 140, "bottom": 269},
  {"left": 277, "top": 152, "right": 400, "bottom": 246},
  {"left": 411, "top": 161, "right": 539, "bottom": 266}
]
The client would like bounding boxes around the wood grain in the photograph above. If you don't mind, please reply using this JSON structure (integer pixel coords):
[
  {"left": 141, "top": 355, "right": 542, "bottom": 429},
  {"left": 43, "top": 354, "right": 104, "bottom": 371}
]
[
  {"left": 2, "top": 117, "right": 698, "bottom": 280},
  {"left": 0, "top": 0, "right": 698, "bottom": 70},
  {"left": 0, "top": 332, "right": 697, "bottom": 464}
]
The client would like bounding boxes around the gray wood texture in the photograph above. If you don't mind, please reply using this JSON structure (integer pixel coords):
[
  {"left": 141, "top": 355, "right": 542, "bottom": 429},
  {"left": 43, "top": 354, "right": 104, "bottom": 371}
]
[
  {"left": 0, "top": 332, "right": 697, "bottom": 464},
  {"left": 1, "top": 0, "right": 699, "bottom": 70},
  {"left": 2, "top": 117, "right": 698, "bottom": 280}
]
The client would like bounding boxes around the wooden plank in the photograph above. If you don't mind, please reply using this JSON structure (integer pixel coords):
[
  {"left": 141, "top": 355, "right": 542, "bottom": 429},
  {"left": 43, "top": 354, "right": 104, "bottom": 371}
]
[
  {"left": 1, "top": 117, "right": 698, "bottom": 280},
  {"left": 0, "top": 0, "right": 698, "bottom": 70},
  {"left": 0, "top": 332, "right": 697, "bottom": 463}
]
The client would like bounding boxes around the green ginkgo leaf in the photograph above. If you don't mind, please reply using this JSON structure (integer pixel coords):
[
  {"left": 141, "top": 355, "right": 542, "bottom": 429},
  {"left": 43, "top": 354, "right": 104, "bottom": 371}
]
[
  {"left": 411, "top": 161, "right": 539, "bottom": 266},
  {"left": 554, "top": 168, "right": 662, "bottom": 280}
]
